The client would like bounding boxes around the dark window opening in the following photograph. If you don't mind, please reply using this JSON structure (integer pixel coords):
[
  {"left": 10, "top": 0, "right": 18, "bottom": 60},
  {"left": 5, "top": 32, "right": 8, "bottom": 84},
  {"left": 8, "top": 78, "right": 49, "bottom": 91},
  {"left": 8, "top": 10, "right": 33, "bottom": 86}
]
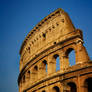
[
  {"left": 52, "top": 25, "right": 55, "bottom": 29},
  {"left": 56, "top": 23, "right": 59, "bottom": 26},
  {"left": 48, "top": 16, "right": 51, "bottom": 19},
  {"left": 67, "top": 82, "right": 77, "bottom": 92},
  {"left": 38, "top": 24, "right": 41, "bottom": 26},
  {"left": 53, "top": 86, "right": 60, "bottom": 92},
  {"left": 42, "top": 90, "right": 46, "bottom": 92},
  {"left": 36, "top": 26, "right": 38, "bottom": 29},
  {"left": 85, "top": 78, "right": 92, "bottom": 92},
  {"left": 43, "top": 33, "right": 46, "bottom": 38},
  {"left": 28, "top": 47, "right": 30, "bottom": 53},
  {"left": 45, "top": 18, "right": 47, "bottom": 21},
  {"left": 29, "top": 34, "right": 31, "bottom": 36},
  {"left": 27, "top": 71, "right": 30, "bottom": 79},
  {"left": 54, "top": 54, "right": 59, "bottom": 59},
  {"left": 34, "top": 66, "right": 38, "bottom": 71},
  {"left": 33, "top": 29, "right": 36, "bottom": 31},
  {"left": 28, "top": 71, "right": 30, "bottom": 74},
  {"left": 49, "top": 28, "right": 51, "bottom": 31},
  {"left": 51, "top": 14, "right": 55, "bottom": 16},
  {"left": 43, "top": 60, "right": 48, "bottom": 73},
  {"left": 31, "top": 32, "right": 33, "bottom": 34},
  {"left": 55, "top": 11, "right": 60, "bottom": 14},
  {"left": 54, "top": 42, "right": 56, "bottom": 45}
]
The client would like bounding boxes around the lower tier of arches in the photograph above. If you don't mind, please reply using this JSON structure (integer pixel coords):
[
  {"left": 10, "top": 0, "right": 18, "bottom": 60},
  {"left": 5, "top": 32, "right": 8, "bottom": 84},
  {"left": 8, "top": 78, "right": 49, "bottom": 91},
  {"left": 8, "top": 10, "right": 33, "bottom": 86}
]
[{"left": 19, "top": 62, "right": 92, "bottom": 92}]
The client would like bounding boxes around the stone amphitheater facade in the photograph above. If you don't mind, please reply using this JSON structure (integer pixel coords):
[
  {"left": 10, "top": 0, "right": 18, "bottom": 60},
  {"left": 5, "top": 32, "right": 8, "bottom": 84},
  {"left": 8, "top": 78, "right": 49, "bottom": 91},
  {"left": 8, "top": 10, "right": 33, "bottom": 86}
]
[{"left": 18, "top": 8, "right": 92, "bottom": 92}]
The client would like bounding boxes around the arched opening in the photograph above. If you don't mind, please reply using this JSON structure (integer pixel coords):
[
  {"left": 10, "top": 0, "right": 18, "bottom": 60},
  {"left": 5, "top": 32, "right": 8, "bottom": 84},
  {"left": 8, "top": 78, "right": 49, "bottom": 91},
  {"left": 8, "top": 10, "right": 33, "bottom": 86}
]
[
  {"left": 54, "top": 54, "right": 60, "bottom": 71},
  {"left": 42, "top": 90, "right": 46, "bottom": 92},
  {"left": 84, "top": 78, "right": 92, "bottom": 92},
  {"left": 52, "top": 86, "right": 60, "bottom": 92},
  {"left": 27, "top": 70, "right": 30, "bottom": 80},
  {"left": 34, "top": 66, "right": 38, "bottom": 71},
  {"left": 43, "top": 60, "right": 48, "bottom": 73},
  {"left": 66, "top": 48, "right": 76, "bottom": 66},
  {"left": 67, "top": 82, "right": 77, "bottom": 92}
]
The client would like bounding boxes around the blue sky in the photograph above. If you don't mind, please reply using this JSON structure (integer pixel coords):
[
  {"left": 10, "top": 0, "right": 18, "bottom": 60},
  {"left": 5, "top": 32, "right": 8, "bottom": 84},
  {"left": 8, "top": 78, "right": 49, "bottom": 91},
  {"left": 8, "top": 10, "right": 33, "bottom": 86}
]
[{"left": 0, "top": 0, "right": 92, "bottom": 92}]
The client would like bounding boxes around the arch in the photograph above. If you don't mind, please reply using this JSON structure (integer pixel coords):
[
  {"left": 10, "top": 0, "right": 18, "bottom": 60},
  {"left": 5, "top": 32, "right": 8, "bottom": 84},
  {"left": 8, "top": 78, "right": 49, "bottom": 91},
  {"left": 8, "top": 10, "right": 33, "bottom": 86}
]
[
  {"left": 67, "top": 82, "right": 77, "bottom": 92},
  {"left": 42, "top": 90, "right": 46, "bottom": 92},
  {"left": 34, "top": 65, "right": 38, "bottom": 71},
  {"left": 52, "top": 86, "right": 60, "bottom": 92},
  {"left": 53, "top": 54, "right": 60, "bottom": 71},
  {"left": 84, "top": 78, "right": 92, "bottom": 92},
  {"left": 43, "top": 60, "right": 48, "bottom": 73},
  {"left": 27, "top": 70, "right": 30, "bottom": 80},
  {"left": 65, "top": 48, "right": 74, "bottom": 56},
  {"left": 65, "top": 48, "right": 76, "bottom": 66},
  {"left": 38, "top": 60, "right": 48, "bottom": 79}
]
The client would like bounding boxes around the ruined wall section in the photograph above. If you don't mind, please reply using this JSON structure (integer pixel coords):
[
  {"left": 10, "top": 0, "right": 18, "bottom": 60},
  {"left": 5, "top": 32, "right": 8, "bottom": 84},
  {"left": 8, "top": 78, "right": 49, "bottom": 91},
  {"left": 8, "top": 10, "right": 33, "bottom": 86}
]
[
  {"left": 19, "top": 9, "right": 75, "bottom": 71},
  {"left": 18, "top": 8, "right": 91, "bottom": 92}
]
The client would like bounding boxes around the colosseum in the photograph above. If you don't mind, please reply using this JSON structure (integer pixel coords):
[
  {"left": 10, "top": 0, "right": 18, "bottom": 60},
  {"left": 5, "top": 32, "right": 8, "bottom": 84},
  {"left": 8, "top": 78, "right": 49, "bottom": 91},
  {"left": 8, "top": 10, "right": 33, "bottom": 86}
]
[{"left": 18, "top": 8, "right": 92, "bottom": 92}]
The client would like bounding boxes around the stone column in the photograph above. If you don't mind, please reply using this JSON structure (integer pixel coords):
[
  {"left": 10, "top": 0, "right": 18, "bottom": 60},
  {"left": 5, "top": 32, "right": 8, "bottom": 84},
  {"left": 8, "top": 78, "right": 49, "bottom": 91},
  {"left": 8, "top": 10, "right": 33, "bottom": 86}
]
[
  {"left": 83, "top": 85, "right": 88, "bottom": 92},
  {"left": 48, "top": 56, "right": 56, "bottom": 74},
  {"left": 38, "top": 62, "right": 47, "bottom": 79},
  {"left": 76, "top": 41, "right": 90, "bottom": 64},
  {"left": 30, "top": 68, "right": 37, "bottom": 83},
  {"left": 46, "top": 86, "right": 50, "bottom": 92},
  {"left": 77, "top": 75, "right": 81, "bottom": 92},
  {"left": 79, "top": 78, "right": 88, "bottom": 92},
  {"left": 59, "top": 52, "right": 69, "bottom": 72},
  {"left": 25, "top": 72, "right": 30, "bottom": 82},
  {"left": 61, "top": 82, "right": 70, "bottom": 92},
  {"left": 38, "top": 63, "right": 43, "bottom": 79}
]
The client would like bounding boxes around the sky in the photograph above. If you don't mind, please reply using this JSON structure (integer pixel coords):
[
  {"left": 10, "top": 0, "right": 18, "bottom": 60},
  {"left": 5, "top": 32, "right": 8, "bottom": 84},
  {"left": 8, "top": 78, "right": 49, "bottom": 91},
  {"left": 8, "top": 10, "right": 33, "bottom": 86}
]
[{"left": 0, "top": 0, "right": 92, "bottom": 92}]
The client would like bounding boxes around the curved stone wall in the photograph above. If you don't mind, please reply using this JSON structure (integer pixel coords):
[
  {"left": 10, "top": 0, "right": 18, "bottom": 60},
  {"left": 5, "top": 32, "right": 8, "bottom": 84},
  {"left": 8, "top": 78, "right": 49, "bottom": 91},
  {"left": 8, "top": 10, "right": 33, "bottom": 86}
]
[
  {"left": 19, "top": 8, "right": 75, "bottom": 71},
  {"left": 18, "top": 8, "right": 91, "bottom": 92}
]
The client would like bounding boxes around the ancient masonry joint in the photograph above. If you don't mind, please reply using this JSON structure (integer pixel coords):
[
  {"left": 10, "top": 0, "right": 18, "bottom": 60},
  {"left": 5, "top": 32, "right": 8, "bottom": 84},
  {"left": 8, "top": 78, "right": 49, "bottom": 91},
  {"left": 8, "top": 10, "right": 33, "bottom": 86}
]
[{"left": 18, "top": 8, "right": 92, "bottom": 92}]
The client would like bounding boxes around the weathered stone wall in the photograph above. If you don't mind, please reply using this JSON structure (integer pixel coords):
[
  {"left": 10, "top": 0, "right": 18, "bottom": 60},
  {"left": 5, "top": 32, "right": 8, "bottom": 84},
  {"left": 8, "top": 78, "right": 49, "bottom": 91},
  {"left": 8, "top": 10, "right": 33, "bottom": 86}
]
[
  {"left": 19, "top": 8, "right": 75, "bottom": 71},
  {"left": 18, "top": 8, "right": 92, "bottom": 92}
]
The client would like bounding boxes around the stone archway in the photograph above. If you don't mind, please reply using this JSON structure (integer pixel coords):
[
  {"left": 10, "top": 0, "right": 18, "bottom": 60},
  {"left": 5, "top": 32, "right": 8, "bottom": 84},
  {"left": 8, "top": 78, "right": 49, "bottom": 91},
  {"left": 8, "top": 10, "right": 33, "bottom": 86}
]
[
  {"left": 65, "top": 48, "right": 76, "bottom": 66},
  {"left": 67, "top": 82, "right": 77, "bottom": 92},
  {"left": 42, "top": 90, "right": 46, "bottom": 92},
  {"left": 53, "top": 54, "right": 60, "bottom": 71},
  {"left": 52, "top": 86, "right": 60, "bottom": 92},
  {"left": 84, "top": 78, "right": 92, "bottom": 92}
]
